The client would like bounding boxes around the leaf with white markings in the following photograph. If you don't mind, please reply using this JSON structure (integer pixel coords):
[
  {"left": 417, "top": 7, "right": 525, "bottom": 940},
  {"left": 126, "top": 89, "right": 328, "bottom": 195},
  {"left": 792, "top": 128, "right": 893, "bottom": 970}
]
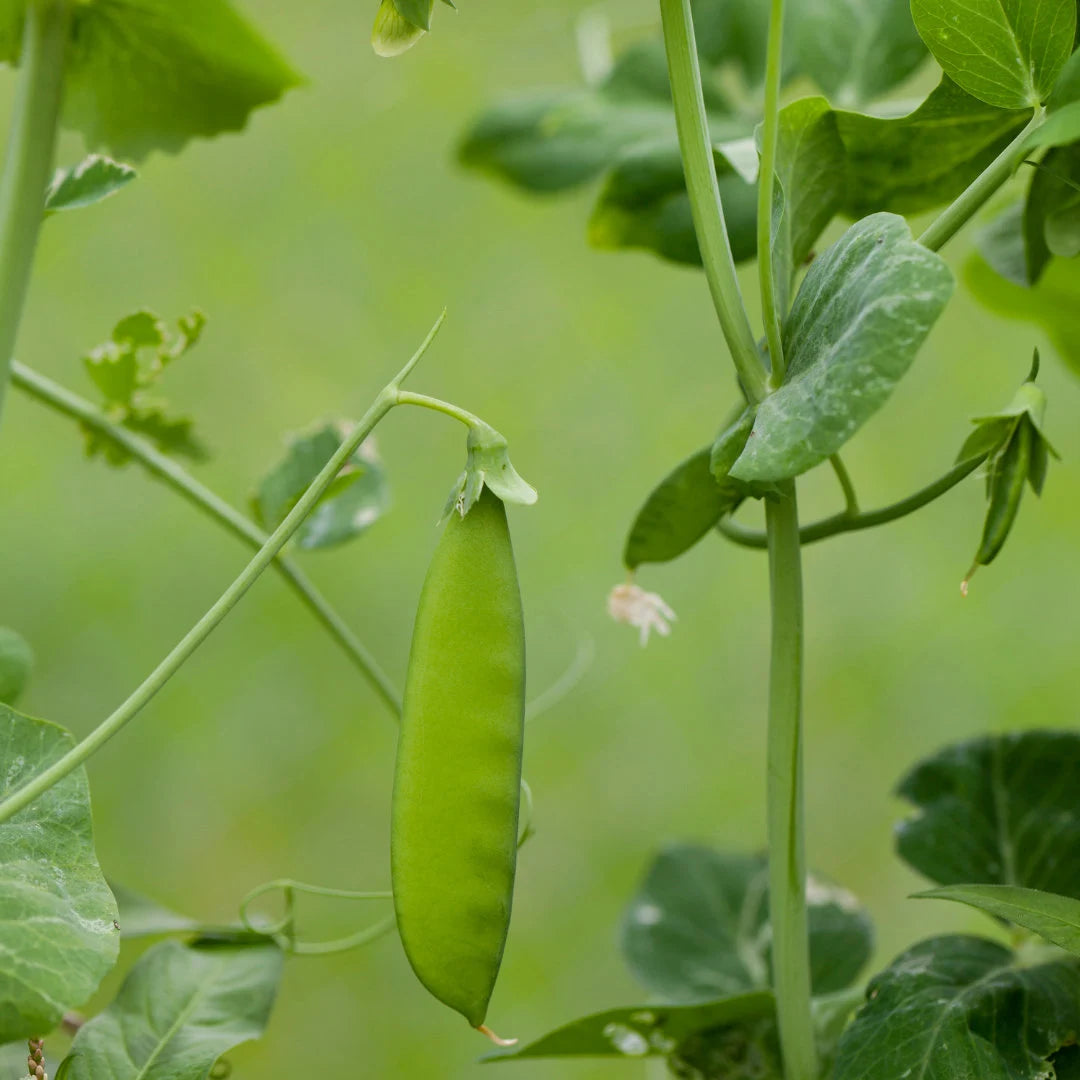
[
  {"left": 834, "top": 934, "right": 1080, "bottom": 1080},
  {"left": 731, "top": 213, "right": 953, "bottom": 483},
  {"left": 45, "top": 155, "right": 136, "bottom": 214},
  {"left": 0, "top": 705, "right": 119, "bottom": 1042},
  {"left": 56, "top": 939, "right": 282, "bottom": 1080},
  {"left": 896, "top": 730, "right": 1080, "bottom": 891}
]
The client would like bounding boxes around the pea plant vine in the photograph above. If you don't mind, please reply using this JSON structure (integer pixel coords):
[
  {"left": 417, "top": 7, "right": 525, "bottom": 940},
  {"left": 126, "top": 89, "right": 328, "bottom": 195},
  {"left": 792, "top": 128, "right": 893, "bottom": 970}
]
[{"left": 4, "top": 0, "right": 1080, "bottom": 1078}]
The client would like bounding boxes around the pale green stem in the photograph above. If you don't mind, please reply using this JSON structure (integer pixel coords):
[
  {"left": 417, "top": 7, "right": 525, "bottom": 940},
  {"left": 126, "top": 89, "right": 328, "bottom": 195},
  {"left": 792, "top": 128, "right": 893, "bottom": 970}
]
[
  {"left": 10, "top": 361, "right": 403, "bottom": 720},
  {"left": 765, "top": 482, "right": 816, "bottom": 1080},
  {"left": 828, "top": 453, "right": 859, "bottom": 516},
  {"left": 394, "top": 389, "right": 484, "bottom": 429},
  {"left": 0, "top": 0, "right": 71, "bottom": 424},
  {"left": 919, "top": 109, "right": 1045, "bottom": 253},
  {"left": 757, "top": 0, "right": 786, "bottom": 385},
  {"left": 0, "top": 316, "right": 448, "bottom": 825},
  {"left": 658, "top": 0, "right": 768, "bottom": 403}
]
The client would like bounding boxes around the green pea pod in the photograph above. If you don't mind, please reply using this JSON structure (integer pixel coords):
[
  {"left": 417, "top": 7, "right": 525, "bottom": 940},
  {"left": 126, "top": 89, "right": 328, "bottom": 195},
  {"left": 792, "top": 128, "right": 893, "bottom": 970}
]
[
  {"left": 963, "top": 419, "right": 1032, "bottom": 593},
  {"left": 392, "top": 487, "right": 525, "bottom": 1033}
]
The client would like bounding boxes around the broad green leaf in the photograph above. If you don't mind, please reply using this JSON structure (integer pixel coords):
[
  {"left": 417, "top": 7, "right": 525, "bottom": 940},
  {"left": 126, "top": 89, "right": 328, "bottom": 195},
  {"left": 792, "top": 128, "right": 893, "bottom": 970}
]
[
  {"left": 836, "top": 77, "right": 1031, "bottom": 218},
  {"left": 372, "top": 0, "right": 426, "bottom": 56},
  {"left": 896, "top": 730, "right": 1080, "bottom": 892},
  {"left": 392, "top": 0, "right": 434, "bottom": 30},
  {"left": 0, "top": 628, "right": 32, "bottom": 705},
  {"left": 690, "top": 0, "right": 773, "bottom": 88},
  {"left": 623, "top": 447, "right": 744, "bottom": 570},
  {"left": 59, "top": 0, "right": 301, "bottom": 159},
  {"left": 619, "top": 846, "right": 873, "bottom": 1002},
  {"left": 792, "top": 0, "right": 927, "bottom": 107},
  {"left": 57, "top": 939, "right": 282, "bottom": 1080},
  {"left": 769, "top": 97, "right": 847, "bottom": 315},
  {"left": 834, "top": 934, "right": 1080, "bottom": 1080},
  {"left": 1026, "top": 146, "right": 1080, "bottom": 271},
  {"left": 731, "top": 214, "right": 953, "bottom": 483},
  {"left": 0, "top": 705, "right": 119, "bottom": 1042},
  {"left": 44, "top": 155, "right": 136, "bottom": 215},
  {"left": 919, "top": 884, "right": 1080, "bottom": 956},
  {"left": 589, "top": 139, "right": 757, "bottom": 267},
  {"left": 976, "top": 200, "right": 1030, "bottom": 285},
  {"left": 109, "top": 883, "right": 201, "bottom": 940},
  {"left": 483, "top": 991, "right": 776, "bottom": 1062},
  {"left": 965, "top": 243, "right": 1080, "bottom": 373},
  {"left": 253, "top": 424, "right": 389, "bottom": 551},
  {"left": 911, "top": 0, "right": 1076, "bottom": 109}
]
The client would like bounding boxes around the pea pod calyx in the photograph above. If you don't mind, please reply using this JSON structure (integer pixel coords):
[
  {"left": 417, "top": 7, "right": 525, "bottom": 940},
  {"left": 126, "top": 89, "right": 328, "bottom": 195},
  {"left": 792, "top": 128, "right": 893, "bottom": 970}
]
[{"left": 444, "top": 421, "right": 537, "bottom": 519}]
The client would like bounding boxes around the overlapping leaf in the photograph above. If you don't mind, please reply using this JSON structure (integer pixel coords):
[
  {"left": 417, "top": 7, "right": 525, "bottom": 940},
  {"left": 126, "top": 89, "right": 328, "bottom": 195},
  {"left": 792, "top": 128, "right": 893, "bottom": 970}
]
[
  {"left": 0, "top": 705, "right": 119, "bottom": 1042},
  {"left": 0, "top": 628, "right": 32, "bottom": 705},
  {"left": 44, "top": 156, "right": 136, "bottom": 215}
]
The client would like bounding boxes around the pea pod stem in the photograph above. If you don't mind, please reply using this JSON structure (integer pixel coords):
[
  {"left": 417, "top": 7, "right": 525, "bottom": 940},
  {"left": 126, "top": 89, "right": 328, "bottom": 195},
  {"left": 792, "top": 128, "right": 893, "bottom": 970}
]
[
  {"left": 717, "top": 453, "right": 989, "bottom": 550},
  {"left": 828, "top": 454, "right": 859, "bottom": 516},
  {"left": 9, "top": 360, "right": 403, "bottom": 720},
  {"left": 919, "top": 108, "right": 1045, "bottom": 253},
  {"left": 0, "top": 0, "right": 71, "bottom": 427},
  {"left": 394, "top": 389, "right": 486, "bottom": 430},
  {"left": 0, "top": 315, "right": 449, "bottom": 825}
]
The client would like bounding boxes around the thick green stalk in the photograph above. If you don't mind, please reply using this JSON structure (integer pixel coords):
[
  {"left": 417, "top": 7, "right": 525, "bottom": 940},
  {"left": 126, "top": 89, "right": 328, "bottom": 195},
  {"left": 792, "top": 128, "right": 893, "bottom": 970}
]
[
  {"left": 919, "top": 109, "right": 1044, "bottom": 252},
  {"left": 659, "top": 0, "right": 768, "bottom": 402},
  {"left": 0, "top": 0, "right": 70, "bottom": 423},
  {"left": 9, "top": 361, "right": 403, "bottom": 719},
  {"left": 765, "top": 482, "right": 816, "bottom": 1080},
  {"left": 757, "top": 0, "right": 786, "bottom": 384}
]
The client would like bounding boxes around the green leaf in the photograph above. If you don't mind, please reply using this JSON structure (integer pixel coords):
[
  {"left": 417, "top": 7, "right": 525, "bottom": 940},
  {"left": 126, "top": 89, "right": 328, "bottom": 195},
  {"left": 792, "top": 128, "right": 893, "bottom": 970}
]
[
  {"left": 44, "top": 155, "right": 136, "bottom": 215},
  {"left": 0, "top": 628, "right": 33, "bottom": 706},
  {"left": 1026, "top": 146, "right": 1080, "bottom": 276},
  {"left": 731, "top": 213, "right": 954, "bottom": 483},
  {"left": 896, "top": 730, "right": 1080, "bottom": 892},
  {"left": 60, "top": 0, "right": 301, "bottom": 159},
  {"left": 483, "top": 991, "right": 776, "bottom": 1062},
  {"left": 253, "top": 424, "right": 390, "bottom": 551},
  {"left": 791, "top": 0, "right": 927, "bottom": 107},
  {"left": 919, "top": 884, "right": 1080, "bottom": 956},
  {"left": 911, "top": 0, "right": 1076, "bottom": 109},
  {"left": 109, "top": 883, "right": 202, "bottom": 940},
  {"left": 837, "top": 76, "right": 1031, "bottom": 219},
  {"left": 391, "top": 0, "right": 434, "bottom": 30},
  {"left": 58, "top": 939, "right": 282, "bottom": 1080},
  {"left": 0, "top": 705, "right": 119, "bottom": 1042},
  {"left": 690, "top": 0, "right": 772, "bottom": 88},
  {"left": 83, "top": 345, "right": 138, "bottom": 408},
  {"left": 372, "top": 0, "right": 427, "bottom": 56},
  {"left": 834, "top": 934, "right": 1080, "bottom": 1080},
  {"left": 619, "top": 846, "right": 873, "bottom": 1002},
  {"left": 623, "top": 447, "right": 744, "bottom": 570},
  {"left": 589, "top": 139, "right": 757, "bottom": 267},
  {"left": 965, "top": 243, "right": 1080, "bottom": 374}
]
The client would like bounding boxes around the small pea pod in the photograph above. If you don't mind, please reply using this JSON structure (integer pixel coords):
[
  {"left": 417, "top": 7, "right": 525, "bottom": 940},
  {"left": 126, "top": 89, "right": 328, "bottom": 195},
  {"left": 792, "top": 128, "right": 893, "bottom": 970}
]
[{"left": 392, "top": 487, "right": 525, "bottom": 1033}]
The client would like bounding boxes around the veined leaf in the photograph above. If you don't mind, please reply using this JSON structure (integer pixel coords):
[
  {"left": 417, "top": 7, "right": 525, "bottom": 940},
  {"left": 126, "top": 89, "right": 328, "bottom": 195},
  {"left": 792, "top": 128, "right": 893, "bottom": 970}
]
[
  {"left": 0, "top": 628, "right": 33, "bottom": 705},
  {"left": 731, "top": 213, "right": 953, "bottom": 483},
  {"left": 619, "top": 846, "right": 873, "bottom": 1002},
  {"left": 834, "top": 934, "right": 1080, "bottom": 1080},
  {"left": 483, "top": 991, "right": 776, "bottom": 1063},
  {"left": 44, "top": 155, "right": 136, "bottom": 214},
  {"left": 919, "top": 884, "right": 1080, "bottom": 956},
  {"left": 911, "top": 0, "right": 1075, "bottom": 109},
  {"left": 57, "top": 939, "right": 282, "bottom": 1080},
  {"left": 896, "top": 730, "right": 1080, "bottom": 892},
  {"left": 0, "top": 705, "right": 119, "bottom": 1042},
  {"left": 373, "top": 0, "right": 426, "bottom": 56}
]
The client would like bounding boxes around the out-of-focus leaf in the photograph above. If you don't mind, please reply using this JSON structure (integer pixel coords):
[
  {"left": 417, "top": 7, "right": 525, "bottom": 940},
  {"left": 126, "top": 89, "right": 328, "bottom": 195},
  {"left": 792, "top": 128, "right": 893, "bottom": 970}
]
[
  {"left": 731, "top": 213, "right": 953, "bottom": 483},
  {"left": 0, "top": 628, "right": 33, "bottom": 705},
  {"left": 109, "top": 883, "right": 201, "bottom": 940},
  {"left": 834, "top": 934, "right": 1080, "bottom": 1080},
  {"left": 911, "top": 0, "right": 1075, "bottom": 109},
  {"left": 977, "top": 200, "right": 1031, "bottom": 286},
  {"left": 483, "top": 991, "right": 776, "bottom": 1062},
  {"left": 44, "top": 155, "right": 136, "bottom": 214},
  {"left": 0, "top": 705, "right": 119, "bottom": 1042},
  {"left": 896, "top": 730, "right": 1080, "bottom": 892},
  {"left": 1026, "top": 146, "right": 1080, "bottom": 274},
  {"left": 253, "top": 424, "right": 389, "bottom": 551},
  {"left": 836, "top": 77, "right": 1030, "bottom": 218},
  {"left": 619, "top": 846, "right": 873, "bottom": 1002},
  {"left": 57, "top": 939, "right": 282, "bottom": 1080},
  {"left": 791, "top": 0, "right": 927, "bottom": 107}
]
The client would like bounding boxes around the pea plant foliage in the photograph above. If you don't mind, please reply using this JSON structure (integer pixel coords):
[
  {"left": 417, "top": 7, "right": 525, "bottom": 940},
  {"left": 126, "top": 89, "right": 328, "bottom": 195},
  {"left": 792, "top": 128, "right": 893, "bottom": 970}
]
[{"left": 0, "top": 0, "right": 1078, "bottom": 1078}]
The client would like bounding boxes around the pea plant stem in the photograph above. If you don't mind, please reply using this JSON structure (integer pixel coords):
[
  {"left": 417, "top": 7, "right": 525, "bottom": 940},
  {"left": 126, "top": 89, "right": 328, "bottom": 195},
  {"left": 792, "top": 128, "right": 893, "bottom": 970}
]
[
  {"left": 0, "top": 0, "right": 71, "bottom": 425},
  {"left": 757, "top": 0, "right": 786, "bottom": 385},
  {"left": 765, "top": 482, "right": 817, "bottom": 1080},
  {"left": 718, "top": 452, "right": 988, "bottom": 550},
  {"left": 0, "top": 315, "right": 448, "bottom": 826},
  {"left": 829, "top": 454, "right": 859, "bottom": 516},
  {"left": 8, "top": 360, "right": 403, "bottom": 720},
  {"left": 394, "top": 389, "right": 485, "bottom": 429},
  {"left": 658, "top": 0, "right": 768, "bottom": 403},
  {"left": 919, "top": 108, "right": 1045, "bottom": 253}
]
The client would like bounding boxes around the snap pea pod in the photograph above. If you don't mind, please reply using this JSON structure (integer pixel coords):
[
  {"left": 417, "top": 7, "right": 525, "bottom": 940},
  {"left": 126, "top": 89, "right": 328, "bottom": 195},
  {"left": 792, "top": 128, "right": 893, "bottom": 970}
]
[{"left": 392, "top": 487, "right": 525, "bottom": 1034}]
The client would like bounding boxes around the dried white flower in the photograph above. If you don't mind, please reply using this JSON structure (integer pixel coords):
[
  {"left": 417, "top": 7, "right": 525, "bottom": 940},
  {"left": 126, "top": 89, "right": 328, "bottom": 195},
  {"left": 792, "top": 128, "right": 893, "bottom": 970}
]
[{"left": 607, "top": 583, "right": 676, "bottom": 646}]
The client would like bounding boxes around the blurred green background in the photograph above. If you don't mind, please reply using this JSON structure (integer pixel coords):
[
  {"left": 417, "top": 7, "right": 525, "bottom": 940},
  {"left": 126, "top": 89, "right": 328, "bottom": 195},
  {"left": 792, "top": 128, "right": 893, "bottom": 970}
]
[{"left": 1, "top": 1, "right": 1078, "bottom": 1076}]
